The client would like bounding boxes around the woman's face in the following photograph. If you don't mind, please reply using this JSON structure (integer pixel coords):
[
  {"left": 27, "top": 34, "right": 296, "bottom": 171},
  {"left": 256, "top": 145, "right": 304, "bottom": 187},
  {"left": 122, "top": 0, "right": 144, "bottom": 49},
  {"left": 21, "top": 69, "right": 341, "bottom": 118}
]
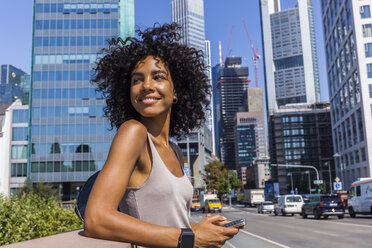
[{"left": 130, "top": 56, "right": 177, "bottom": 119}]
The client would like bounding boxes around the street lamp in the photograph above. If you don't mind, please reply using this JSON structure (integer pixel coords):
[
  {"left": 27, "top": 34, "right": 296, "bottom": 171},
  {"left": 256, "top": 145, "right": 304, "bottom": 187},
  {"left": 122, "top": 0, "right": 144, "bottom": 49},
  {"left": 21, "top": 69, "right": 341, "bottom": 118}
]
[
  {"left": 287, "top": 173, "right": 294, "bottom": 193},
  {"left": 304, "top": 171, "right": 311, "bottom": 194},
  {"left": 324, "top": 161, "right": 332, "bottom": 193}
]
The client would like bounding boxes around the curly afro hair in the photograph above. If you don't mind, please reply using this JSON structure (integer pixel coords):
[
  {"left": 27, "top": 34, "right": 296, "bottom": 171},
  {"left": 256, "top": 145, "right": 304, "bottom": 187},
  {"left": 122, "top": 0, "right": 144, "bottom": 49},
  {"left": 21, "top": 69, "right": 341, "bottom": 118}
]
[{"left": 92, "top": 23, "right": 210, "bottom": 137}]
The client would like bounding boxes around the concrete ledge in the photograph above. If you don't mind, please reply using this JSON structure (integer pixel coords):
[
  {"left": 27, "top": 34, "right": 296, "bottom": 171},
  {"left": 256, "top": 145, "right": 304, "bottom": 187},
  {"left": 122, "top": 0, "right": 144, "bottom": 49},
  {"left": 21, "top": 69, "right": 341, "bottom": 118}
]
[{"left": 3, "top": 229, "right": 132, "bottom": 248}]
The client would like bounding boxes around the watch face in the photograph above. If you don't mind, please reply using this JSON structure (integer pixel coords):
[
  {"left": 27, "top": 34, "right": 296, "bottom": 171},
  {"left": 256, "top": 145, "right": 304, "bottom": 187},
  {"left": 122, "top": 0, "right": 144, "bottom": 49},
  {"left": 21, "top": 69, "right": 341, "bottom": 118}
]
[
  {"left": 180, "top": 229, "right": 194, "bottom": 248},
  {"left": 181, "top": 235, "right": 194, "bottom": 248}
]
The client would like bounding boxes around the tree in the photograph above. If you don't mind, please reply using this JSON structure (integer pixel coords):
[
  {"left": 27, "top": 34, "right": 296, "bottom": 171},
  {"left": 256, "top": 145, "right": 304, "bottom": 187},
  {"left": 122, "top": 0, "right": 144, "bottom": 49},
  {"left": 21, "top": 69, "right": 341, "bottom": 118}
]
[
  {"left": 18, "top": 181, "right": 58, "bottom": 200},
  {"left": 201, "top": 161, "right": 243, "bottom": 197}
]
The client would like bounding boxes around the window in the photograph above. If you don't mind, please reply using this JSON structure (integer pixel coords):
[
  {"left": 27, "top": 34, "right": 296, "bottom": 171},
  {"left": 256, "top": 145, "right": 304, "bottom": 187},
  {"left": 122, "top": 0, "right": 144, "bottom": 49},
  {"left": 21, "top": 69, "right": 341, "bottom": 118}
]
[
  {"left": 360, "top": 5, "right": 371, "bottom": 18},
  {"left": 365, "top": 43, "right": 372, "bottom": 57},
  {"left": 369, "top": 84, "right": 372, "bottom": 98},
  {"left": 12, "top": 127, "right": 28, "bottom": 141},
  {"left": 363, "top": 24, "right": 372, "bottom": 37},
  {"left": 11, "top": 145, "right": 28, "bottom": 159},
  {"left": 367, "top": 64, "right": 372, "bottom": 78},
  {"left": 11, "top": 163, "right": 27, "bottom": 177},
  {"left": 361, "top": 148, "right": 366, "bottom": 161},
  {"left": 356, "top": 185, "right": 361, "bottom": 196}
]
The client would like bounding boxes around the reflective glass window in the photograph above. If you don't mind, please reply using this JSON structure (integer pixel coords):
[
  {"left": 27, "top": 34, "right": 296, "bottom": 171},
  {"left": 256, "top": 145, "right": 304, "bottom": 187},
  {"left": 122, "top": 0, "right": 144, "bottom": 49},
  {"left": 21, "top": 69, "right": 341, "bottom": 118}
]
[
  {"left": 367, "top": 64, "right": 372, "bottom": 78},
  {"left": 360, "top": 5, "right": 371, "bottom": 19},
  {"left": 363, "top": 24, "right": 372, "bottom": 37}
]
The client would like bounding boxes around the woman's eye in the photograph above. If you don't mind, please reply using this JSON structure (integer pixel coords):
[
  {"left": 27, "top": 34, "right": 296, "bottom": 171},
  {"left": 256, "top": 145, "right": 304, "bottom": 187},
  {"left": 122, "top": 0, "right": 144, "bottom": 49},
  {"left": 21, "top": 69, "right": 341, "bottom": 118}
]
[
  {"left": 154, "top": 75, "right": 165, "bottom": 81},
  {"left": 132, "top": 78, "right": 141, "bottom": 84}
]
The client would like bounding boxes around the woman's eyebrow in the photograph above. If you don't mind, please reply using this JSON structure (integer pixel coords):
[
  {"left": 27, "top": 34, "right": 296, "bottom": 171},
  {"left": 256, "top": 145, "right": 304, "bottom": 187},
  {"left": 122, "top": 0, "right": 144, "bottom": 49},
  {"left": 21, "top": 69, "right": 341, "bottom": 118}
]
[
  {"left": 131, "top": 72, "right": 143, "bottom": 77},
  {"left": 151, "top": 70, "right": 168, "bottom": 76}
]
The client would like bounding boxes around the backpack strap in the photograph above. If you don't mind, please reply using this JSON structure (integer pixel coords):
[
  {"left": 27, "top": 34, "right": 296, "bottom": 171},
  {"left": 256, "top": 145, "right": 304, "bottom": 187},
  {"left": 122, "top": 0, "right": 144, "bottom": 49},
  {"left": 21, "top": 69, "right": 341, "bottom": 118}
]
[{"left": 169, "top": 141, "right": 184, "bottom": 170}]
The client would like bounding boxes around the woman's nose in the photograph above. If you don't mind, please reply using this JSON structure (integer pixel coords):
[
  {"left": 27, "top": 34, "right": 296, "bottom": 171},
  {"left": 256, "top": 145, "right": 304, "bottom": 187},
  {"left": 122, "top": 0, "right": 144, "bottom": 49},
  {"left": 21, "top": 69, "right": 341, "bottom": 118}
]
[{"left": 143, "top": 76, "right": 154, "bottom": 90}]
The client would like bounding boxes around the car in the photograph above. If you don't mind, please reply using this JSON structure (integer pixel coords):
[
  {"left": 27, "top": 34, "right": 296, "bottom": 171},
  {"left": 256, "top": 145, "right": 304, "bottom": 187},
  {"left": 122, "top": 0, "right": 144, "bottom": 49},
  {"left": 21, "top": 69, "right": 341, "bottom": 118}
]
[
  {"left": 301, "top": 194, "right": 345, "bottom": 219},
  {"left": 257, "top": 201, "right": 274, "bottom": 213},
  {"left": 274, "top": 194, "right": 304, "bottom": 216}
]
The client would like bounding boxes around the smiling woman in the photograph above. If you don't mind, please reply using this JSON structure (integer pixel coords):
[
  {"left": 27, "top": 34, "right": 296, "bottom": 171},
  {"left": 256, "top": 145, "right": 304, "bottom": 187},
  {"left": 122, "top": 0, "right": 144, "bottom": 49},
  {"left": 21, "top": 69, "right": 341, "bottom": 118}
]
[{"left": 84, "top": 23, "right": 242, "bottom": 248}]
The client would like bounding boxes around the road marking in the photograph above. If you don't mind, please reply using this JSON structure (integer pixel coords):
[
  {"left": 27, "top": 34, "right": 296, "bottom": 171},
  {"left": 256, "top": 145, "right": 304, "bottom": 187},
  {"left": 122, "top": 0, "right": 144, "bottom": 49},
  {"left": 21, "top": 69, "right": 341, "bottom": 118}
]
[
  {"left": 225, "top": 241, "right": 237, "bottom": 248},
  {"left": 239, "top": 229, "right": 291, "bottom": 248},
  {"left": 312, "top": 230, "right": 338, "bottom": 237}
]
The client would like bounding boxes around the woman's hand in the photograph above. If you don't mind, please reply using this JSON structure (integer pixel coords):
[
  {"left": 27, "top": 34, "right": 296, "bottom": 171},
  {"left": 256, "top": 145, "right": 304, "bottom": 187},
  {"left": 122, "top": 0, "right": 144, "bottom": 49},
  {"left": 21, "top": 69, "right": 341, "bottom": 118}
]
[{"left": 192, "top": 214, "right": 240, "bottom": 248}]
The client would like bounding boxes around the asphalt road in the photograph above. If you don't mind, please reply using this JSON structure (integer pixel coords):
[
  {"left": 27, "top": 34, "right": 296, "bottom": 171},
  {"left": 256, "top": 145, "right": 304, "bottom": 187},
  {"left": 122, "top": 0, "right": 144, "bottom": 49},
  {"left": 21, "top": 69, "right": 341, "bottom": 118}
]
[{"left": 190, "top": 205, "right": 372, "bottom": 248}]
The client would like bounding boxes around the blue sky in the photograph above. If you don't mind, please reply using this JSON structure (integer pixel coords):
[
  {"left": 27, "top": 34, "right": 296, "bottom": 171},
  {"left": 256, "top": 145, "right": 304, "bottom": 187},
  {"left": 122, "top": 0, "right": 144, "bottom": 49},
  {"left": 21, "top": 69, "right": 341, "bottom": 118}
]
[{"left": 0, "top": 0, "right": 328, "bottom": 101}]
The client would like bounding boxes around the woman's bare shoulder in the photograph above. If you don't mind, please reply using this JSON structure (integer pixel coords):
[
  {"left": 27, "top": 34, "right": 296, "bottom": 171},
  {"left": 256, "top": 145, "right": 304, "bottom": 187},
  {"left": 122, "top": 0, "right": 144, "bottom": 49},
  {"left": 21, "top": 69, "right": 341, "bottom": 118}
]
[
  {"left": 118, "top": 119, "right": 147, "bottom": 135},
  {"left": 108, "top": 120, "right": 147, "bottom": 165}
]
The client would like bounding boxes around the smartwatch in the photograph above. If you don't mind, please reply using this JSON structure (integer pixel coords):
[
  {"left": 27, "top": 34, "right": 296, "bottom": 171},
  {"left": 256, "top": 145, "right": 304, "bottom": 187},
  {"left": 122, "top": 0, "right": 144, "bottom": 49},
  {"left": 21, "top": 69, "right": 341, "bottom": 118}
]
[{"left": 178, "top": 228, "right": 194, "bottom": 248}]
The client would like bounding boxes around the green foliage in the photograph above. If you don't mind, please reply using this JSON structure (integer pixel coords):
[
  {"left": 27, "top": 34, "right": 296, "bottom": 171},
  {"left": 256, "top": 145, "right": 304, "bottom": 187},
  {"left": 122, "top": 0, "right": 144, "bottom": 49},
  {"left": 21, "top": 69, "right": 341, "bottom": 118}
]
[
  {"left": 202, "top": 161, "right": 243, "bottom": 197},
  {"left": 0, "top": 193, "right": 83, "bottom": 245},
  {"left": 17, "top": 181, "right": 59, "bottom": 200}
]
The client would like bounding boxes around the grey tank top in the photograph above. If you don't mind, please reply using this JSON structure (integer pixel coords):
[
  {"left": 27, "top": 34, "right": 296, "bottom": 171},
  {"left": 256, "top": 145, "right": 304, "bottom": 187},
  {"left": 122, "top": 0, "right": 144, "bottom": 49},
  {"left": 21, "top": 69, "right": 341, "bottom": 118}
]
[{"left": 119, "top": 133, "right": 193, "bottom": 230}]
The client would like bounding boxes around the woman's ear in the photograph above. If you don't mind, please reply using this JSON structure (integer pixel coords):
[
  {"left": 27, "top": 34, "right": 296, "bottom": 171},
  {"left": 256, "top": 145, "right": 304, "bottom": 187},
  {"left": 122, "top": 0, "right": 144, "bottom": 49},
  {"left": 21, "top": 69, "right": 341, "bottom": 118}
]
[{"left": 173, "top": 94, "right": 178, "bottom": 104}]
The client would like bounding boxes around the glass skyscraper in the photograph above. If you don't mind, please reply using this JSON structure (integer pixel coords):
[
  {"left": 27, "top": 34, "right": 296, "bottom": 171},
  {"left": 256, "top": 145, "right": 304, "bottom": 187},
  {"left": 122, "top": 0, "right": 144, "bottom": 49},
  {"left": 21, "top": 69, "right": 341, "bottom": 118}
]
[
  {"left": 260, "top": 0, "right": 320, "bottom": 112},
  {"left": 171, "top": 0, "right": 214, "bottom": 187},
  {"left": 218, "top": 57, "right": 249, "bottom": 170},
  {"left": 321, "top": 0, "right": 372, "bottom": 188},
  {"left": 30, "top": 0, "right": 134, "bottom": 200}
]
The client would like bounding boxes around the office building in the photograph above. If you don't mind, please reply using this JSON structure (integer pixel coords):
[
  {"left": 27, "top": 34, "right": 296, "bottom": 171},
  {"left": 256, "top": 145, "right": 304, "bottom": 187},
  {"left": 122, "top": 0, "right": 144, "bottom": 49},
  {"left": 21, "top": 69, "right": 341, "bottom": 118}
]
[
  {"left": 0, "top": 64, "right": 27, "bottom": 103},
  {"left": 260, "top": 0, "right": 320, "bottom": 112},
  {"left": 218, "top": 57, "right": 249, "bottom": 170},
  {"left": 30, "top": 0, "right": 134, "bottom": 200},
  {"left": 0, "top": 100, "right": 28, "bottom": 196},
  {"left": 235, "top": 88, "right": 266, "bottom": 183},
  {"left": 321, "top": 0, "right": 372, "bottom": 189},
  {"left": 171, "top": 0, "right": 214, "bottom": 187},
  {"left": 269, "top": 103, "right": 334, "bottom": 194},
  {"left": 245, "top": 156, "right": 271, "bottom": 189}
]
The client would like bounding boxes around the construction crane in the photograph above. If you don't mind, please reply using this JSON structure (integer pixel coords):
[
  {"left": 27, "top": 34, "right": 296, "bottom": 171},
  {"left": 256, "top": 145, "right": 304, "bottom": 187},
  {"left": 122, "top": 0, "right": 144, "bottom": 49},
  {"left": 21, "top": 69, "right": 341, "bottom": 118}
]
[
  {"left": 242, "top": 19, "right": 260, "bottom": 88},
  {"left": 225, "top": 26, "right": 234, "bottom": 63}
]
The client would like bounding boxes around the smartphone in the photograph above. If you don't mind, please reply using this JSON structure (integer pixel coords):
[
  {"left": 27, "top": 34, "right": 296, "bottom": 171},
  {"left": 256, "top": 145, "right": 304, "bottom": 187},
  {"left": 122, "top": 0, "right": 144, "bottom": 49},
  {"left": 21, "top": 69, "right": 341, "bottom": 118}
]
[{"left": 222, "top": 218, "right": 246, "bottom": 228}]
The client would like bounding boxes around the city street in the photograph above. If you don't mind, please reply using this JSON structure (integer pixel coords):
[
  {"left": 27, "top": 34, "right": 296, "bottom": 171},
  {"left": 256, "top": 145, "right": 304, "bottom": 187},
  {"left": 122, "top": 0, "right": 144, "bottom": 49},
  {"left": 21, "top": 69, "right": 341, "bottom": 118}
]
[{"left": 190, "top": 205, "right": 372, "bottom": 248}]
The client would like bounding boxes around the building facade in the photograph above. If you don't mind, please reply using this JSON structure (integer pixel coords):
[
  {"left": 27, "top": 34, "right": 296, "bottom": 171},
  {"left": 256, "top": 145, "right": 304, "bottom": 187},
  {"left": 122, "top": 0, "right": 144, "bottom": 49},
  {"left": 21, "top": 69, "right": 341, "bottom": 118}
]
[
  {"left": 245, "top": 156, "right": 271, "bottom": 189},
  {"left": 0, "top": 64, "right": 27, "bottom": 103},
  {"left": 171, "top": 0, "right": 214, "bottom": 186},
  {"left": 260, "top": 0, "right": 320, "bottom": 111},
  {"left": 218, "top": 57, "right": 249, "bottom": 170},
  {"left": 321, "top": 0, "right": 372, "bottom": 189},
  {"left": 0, "top": 100, "right": 28, "bottom": 196},
  {"left": 269, "top": 103, "right": 335, "bottom": 194},
  {"left": 30, "top": 0, "right": 134, "bottom": 200},
  {"left": 234, "top": 88, "right": 266, "bottom": 184}
]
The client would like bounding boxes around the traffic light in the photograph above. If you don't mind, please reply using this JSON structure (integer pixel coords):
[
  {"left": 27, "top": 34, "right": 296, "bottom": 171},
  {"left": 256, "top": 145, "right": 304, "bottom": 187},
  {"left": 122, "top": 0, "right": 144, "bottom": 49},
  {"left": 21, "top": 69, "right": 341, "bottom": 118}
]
[
  {"left": 269, "top": 166, "right": 272, "bottom": 170},
  {"left": 317, "top": 188, "right": 322, "bottom": 193}
]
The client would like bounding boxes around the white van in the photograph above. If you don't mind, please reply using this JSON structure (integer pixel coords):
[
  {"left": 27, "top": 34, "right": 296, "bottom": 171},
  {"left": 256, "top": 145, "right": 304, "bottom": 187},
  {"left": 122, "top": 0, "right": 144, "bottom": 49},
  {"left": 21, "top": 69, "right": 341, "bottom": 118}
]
[
  {"left": 348, "top": 178, "right": 372, "bottom": 217},
  {"left": 274, "top": 194, "right": 303, "bottom": 216}
]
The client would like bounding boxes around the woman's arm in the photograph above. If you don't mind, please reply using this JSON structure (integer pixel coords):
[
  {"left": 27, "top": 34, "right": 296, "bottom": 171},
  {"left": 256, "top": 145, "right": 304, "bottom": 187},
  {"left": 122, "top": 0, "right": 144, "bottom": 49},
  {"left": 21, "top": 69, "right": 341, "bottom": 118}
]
[
  {"left": 84, "top": 120, "right": 182, "bottom": 247},
  {"left": 84, "top": 120, "right": 238, "bottom": 247}
]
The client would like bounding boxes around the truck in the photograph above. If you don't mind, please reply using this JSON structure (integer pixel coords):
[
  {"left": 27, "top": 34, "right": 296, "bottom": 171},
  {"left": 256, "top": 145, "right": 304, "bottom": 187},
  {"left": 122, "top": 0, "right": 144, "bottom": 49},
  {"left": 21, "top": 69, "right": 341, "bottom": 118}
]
[
  {"left": 191, "top": 195, "right": 201, "bottom": 211},
  {"left": 348, "top": 178, "right": 372, "bottom": 217},
  {"left": 200, "top": 193, "right": 222, "bottom": 213},
  {"left": 243, "top": 189, "right": 265, "bottom": 207}
]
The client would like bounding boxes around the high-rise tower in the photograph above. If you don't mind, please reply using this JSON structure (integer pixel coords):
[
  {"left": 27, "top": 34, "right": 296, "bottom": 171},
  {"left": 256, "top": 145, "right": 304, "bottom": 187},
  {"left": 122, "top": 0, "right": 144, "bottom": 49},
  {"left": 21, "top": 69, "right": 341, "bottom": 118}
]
[
  {"left": 260, "top": 0, "right": 320, "bottom": 112},
  {"left": 30, "top": 0, "right": 134, "bottom": 199},
  {"left": 321, "top": 0, "right": 372, "bottom": 187},
  {"left": 171, "top": 0, "right": 214, "bottom": 185},
  {"left": 218, "top": 57, "right": 249, "bottom": 170}
]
